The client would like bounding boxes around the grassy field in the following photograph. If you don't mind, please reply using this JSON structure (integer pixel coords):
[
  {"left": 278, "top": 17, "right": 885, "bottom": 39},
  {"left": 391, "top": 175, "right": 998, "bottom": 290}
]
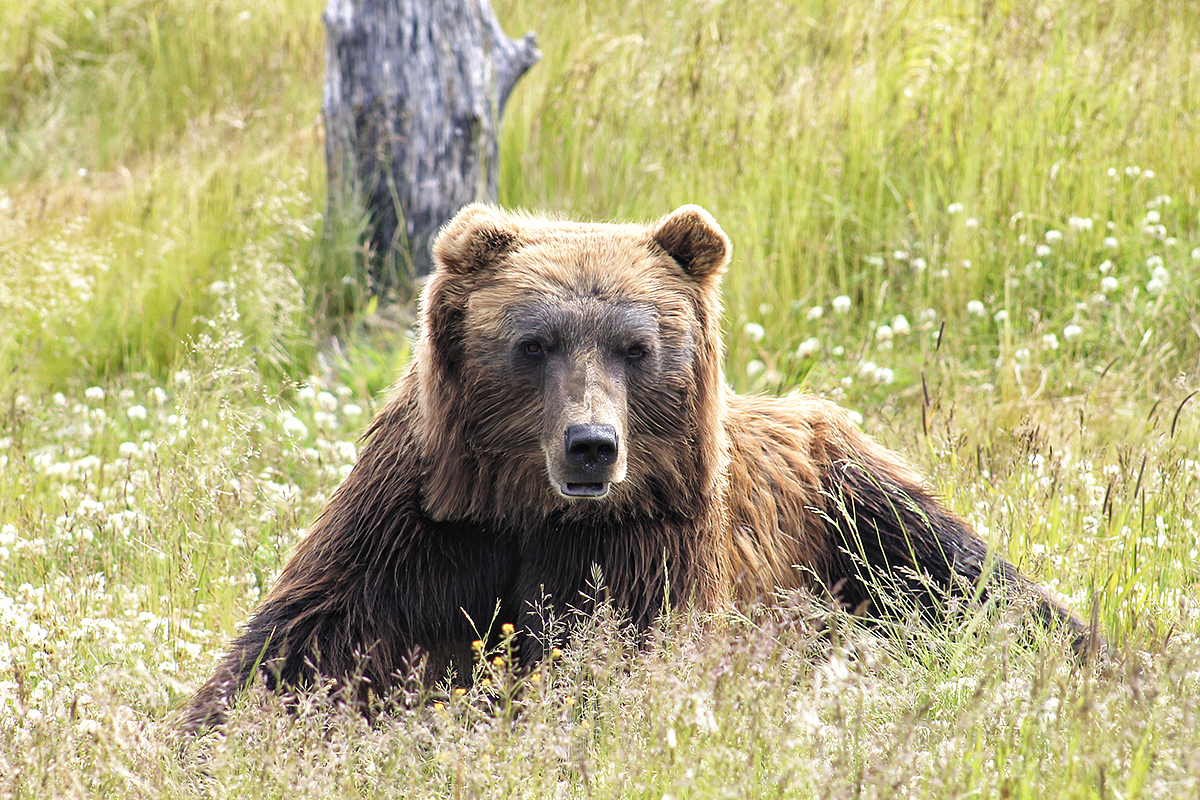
[{"left": 2, "top": 0, "right": 1199, "bottom": 796}]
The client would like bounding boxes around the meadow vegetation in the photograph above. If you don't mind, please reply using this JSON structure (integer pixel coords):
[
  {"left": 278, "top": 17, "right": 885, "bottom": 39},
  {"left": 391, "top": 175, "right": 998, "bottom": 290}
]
[{"left": 1, "top": 0, "right": 1199, "bottom": 796}]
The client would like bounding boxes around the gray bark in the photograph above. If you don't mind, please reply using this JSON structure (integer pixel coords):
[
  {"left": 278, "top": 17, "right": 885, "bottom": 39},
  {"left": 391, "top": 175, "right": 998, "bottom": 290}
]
[{"left": 323, "top": 0, "right": 539, "bottom": 288}]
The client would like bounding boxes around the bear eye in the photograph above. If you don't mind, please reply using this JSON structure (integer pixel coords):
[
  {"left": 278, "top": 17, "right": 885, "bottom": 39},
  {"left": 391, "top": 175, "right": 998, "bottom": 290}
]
[
  {"left": 523, "top": 340, "right": 543, "bottom": 355},
  {"left": 626, "top": 344, "right": 646, "bottom": 359}
]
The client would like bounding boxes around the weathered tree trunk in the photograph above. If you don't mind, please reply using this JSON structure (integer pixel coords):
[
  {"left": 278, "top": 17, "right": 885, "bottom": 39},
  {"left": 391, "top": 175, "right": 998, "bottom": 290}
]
[{"left": 323, "top": 0, "right": 539, "bottom": 289}]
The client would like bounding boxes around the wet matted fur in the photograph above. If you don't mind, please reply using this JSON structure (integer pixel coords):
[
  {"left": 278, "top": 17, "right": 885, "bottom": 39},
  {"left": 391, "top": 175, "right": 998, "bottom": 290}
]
[{"left": 181, "top": 204, "right": 1094, "bottom": 733}]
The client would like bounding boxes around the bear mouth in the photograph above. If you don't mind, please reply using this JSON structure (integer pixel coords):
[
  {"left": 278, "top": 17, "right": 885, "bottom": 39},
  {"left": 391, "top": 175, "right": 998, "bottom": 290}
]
[{"left": 561, "top": 482, "right": 610, "bottom": 498}]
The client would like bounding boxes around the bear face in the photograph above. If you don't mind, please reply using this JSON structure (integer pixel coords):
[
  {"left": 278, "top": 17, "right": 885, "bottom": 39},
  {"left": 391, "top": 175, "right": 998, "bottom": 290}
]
[{"left": 416, "top": 205, "right": 733, "bottom": 523}]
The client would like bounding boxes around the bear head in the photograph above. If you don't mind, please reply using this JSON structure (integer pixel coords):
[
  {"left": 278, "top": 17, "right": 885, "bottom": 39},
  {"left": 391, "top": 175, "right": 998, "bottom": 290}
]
[{"left": 414, "top": 204, "right": 732, "bottom": 524}]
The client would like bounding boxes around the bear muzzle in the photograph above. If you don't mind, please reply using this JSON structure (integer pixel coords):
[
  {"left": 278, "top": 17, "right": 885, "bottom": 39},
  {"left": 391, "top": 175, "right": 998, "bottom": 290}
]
[{"left": 558, "top": 424, "right": 621, "bottom": 498}]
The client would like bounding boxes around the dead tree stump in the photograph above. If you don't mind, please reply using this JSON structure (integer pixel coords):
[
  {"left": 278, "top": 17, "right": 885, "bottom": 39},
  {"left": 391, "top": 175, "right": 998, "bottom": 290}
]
[{"left": 323, "top": 0, "right": 539, "bottom": 289}]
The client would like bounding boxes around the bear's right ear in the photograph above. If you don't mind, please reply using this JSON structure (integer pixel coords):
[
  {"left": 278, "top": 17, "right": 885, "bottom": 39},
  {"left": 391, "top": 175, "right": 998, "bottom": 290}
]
[
  {"left": 651, "top": 204, "right": 731, "bottom": 281},
  {"left": 432, "top": 203, "right": 520, "bottom": 276}
]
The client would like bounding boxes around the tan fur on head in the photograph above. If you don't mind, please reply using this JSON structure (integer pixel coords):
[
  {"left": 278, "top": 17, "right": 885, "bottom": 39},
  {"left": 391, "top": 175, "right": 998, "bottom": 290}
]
[
  {"left": 415, "top": 204, "right": 734, "bottom": 526},
  {"left": 430, "top": 203, "right": 520, "bottom": 276},
  {"left": 651, "top": 204, "right": 732, "bottom": 282}
]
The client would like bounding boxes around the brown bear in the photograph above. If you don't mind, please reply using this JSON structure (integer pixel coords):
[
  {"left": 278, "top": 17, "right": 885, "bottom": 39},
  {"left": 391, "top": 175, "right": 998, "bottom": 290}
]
[{"left": 181, "top": 204, "right": 1094, "bottom": 732}]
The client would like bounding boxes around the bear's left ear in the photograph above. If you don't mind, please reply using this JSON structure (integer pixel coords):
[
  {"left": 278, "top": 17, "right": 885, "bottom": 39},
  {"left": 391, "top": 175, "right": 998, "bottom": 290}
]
[
  {"left": 432, "top": 203, "right": 520, "bottom": 276},
  {"left": 651, "top": 205, "right": 731, "bottom": 281}
]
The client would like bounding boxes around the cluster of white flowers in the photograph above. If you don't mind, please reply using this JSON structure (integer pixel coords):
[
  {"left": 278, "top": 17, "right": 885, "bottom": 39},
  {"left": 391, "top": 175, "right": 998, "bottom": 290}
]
[
  {"left": 795, "top": 337, "right": 821, "bottom": 359},
  {"left": 857, "top": 361, "right": 895, "bottom": 385},
  {"left": 1145, "top": 254, "right": 1170, "bottom": 297}
]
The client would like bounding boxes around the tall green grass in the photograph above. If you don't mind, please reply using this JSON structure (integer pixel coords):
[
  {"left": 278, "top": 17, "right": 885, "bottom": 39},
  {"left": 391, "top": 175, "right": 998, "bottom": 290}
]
[
  {"left": 1, "top": 0, "right": 1199, "bottom": 796},
  {"left": 500, "top": 0, "right": 1199, "bottom": 386}
]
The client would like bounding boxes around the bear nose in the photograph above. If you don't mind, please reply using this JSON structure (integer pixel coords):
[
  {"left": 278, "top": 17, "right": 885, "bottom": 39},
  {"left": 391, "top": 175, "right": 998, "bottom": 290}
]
[{"left": 564, "top": 424, "right": 619, "bottom": 468}]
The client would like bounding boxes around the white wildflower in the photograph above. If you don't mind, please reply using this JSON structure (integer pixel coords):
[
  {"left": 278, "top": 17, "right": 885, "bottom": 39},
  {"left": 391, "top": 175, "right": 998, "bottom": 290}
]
[
  {"left": 947, "top": 202, "right": 963, "bottom": 215},
  {"left": 965, "top": 217, "right": 980, "bottom": 229},
  {"left": 1098, "top": 259, "right": 1113, "bottom": 273},
  {"left": 1100, "top": 276, "right": 1119, "bottom": 294},
  {"left": 84, "top": 387, "right": 105, "bottom": 402},
  {"left": 1063, "top": 324, "right": 1083, "bottom": 341},
  {"left": 806, "top": 306, "right": 824, "bottom": 321},
  {"left": 1043, "top": 333, "right": 1060, "bottom": 350},
  {"left": 993, "top": 309, "right": 1009, "bottom": 323},
  {"left": 1067, "top": 217, "right": 1093, "bottom": 232},
  {"left": 911, "top": 257, "right": 927, "bottom": 271},
  {"left": 743, "top": 322, "right": 766, "bottom": 343},
  {"left": 1045, "top": 230, "right": 1063, "bottom": 243},
  {"left": 282, "top": 413, "right": 309, "bottom": 439},
  {"left": 796, "top": 338, "right": 821, "bottom": 359},
  {"left": 1035, "top": 244, "right": 1052, "bottom": 258},
  {"left": 746, "top": 359, "right": 765, "bottom": 378},
  {"left": 342, "top": 403, "right": 363, "bottom": 418},
  {"left": 875, "top": 325, "right": 894, "bottom": 342},
  {"left": 1103, "top": 237, "right": 1119, "bottom": 250},
  {"left": 890, "top": 315, "right": 911, "bottom": 336},
  {"left": 832, "top": 295, "right": 852, "bottom": 314},
  {"left": 874, "top": 366, "right": 895, "bottom": 385},
  {"left": 126, "top": 405, "right": 148, "bottom": 421},
  {"left": 967, "top": 300, "right": 986, "bottom": 317},
  {"left": 317, "top": 391, "right": 338, "bottom": 412}
]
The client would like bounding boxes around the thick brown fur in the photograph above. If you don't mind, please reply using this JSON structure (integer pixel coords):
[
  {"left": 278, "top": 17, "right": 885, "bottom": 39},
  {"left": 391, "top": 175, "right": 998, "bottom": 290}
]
[{"left": 181, "top": 204, "right": 1093, "bottom": 733}]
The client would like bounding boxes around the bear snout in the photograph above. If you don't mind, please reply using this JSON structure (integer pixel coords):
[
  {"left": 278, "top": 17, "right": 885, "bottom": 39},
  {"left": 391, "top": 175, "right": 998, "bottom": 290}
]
[
  {"left": 564, "top": 424, "right": 619, "bottom": 467},
  {"left": 556, "top": 424, "right": 622, "bottom": 498}
]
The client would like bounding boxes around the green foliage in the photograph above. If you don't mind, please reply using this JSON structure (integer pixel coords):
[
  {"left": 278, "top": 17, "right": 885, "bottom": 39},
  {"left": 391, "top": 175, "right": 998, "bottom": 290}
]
[
  {"left": 500, "top": 0, "right": 1200, "bottom": 395},
  {"left": 1, "top": 0, "right": 1199, "bottom": 796}
]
